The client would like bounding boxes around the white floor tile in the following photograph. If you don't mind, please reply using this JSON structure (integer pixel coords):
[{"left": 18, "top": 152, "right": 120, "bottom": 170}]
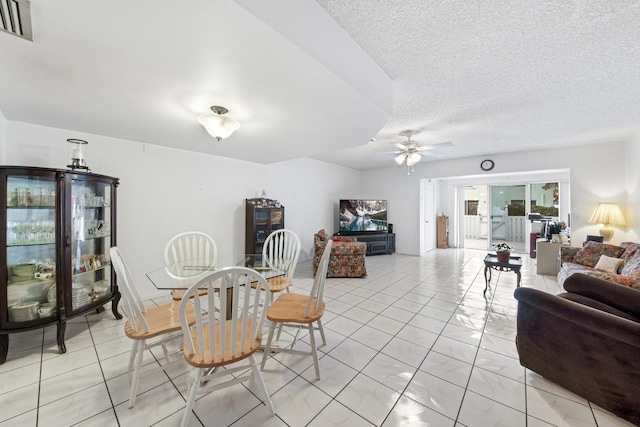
[{"left": 0, "top": 251, "right": 630, "bottom": 426}]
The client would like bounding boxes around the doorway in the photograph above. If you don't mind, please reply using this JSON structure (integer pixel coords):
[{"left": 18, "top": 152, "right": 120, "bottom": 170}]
[
  {"left": 489, "top": 185, "right": 526, "bottom": 253},
  {"left": 420, "top": 180, "right": 435, "bottom": 254}
]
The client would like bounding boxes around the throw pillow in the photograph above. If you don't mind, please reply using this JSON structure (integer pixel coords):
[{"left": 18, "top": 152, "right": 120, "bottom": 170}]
[
  {"left": 332, "top": 237, "right": 343, "bottom": 242},
  {"left": 573, "top": 241, "right": 626, "bottom": 268},
  {"left": 317, "top": 229, "right": 327, "bottom": 240},
  {"left": 594, "top": 255, "right": 624, "bottom": 274}
]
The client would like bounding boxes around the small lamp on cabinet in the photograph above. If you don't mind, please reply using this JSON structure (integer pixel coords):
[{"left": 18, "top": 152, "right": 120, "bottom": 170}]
[{"left": 67, "top": 139, "right": 90, "bottom": 171}]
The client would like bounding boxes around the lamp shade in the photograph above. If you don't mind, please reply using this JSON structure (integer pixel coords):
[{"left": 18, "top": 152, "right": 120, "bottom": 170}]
[
  {"left": 589, "top": 203, "right": 626, "bottom": 226},
  {"left": 394, "top": 153, "right": 406, "bottom": 165},
  {"left": 197, "top": 106, "right": 240, "bottom": 141}
]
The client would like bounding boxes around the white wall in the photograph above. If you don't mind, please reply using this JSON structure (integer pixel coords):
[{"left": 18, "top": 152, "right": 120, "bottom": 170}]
[
  {"left": 0, "top": 110, "right": 5, "bottom": 161},
  {"left": 361, "top": 141, "right": 637, "bottom": 254},
  {"left": 625, "top": 136, "right": 640, "bottom": 242},
  {"left": 4, "top": 120, "right": 361, "bottom": 298},
  {"left": 265, "top": 158, "right": 361, "bottom": 261}
]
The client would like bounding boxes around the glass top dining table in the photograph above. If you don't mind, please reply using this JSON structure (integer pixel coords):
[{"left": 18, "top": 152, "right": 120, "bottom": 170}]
[{"left": 145, "top": 254, "right": 286, "bottom": 290}]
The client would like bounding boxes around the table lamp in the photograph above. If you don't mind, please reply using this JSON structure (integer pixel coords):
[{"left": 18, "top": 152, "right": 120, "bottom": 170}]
[{"left": 588, "top": 203, "right": 626, "bottom": 242}]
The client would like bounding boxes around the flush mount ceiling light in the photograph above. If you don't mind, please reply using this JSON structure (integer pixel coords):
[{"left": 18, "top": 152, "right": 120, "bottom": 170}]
[{"left": 197, "top": 105, "right": 241, "bottom": 141}]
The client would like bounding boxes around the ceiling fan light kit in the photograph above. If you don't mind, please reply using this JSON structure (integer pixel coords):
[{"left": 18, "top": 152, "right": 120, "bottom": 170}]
[{"left": 197, "top": 105, "right": 241, "bottom": 141}]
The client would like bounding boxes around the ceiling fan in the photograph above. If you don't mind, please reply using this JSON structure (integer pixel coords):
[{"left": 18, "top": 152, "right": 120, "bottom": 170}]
[{"left": 391, "top": 130, "right": 453, "bottom": 174}]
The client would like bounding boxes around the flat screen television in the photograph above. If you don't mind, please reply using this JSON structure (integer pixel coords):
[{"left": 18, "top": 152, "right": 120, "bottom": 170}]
[{"left": 339, "top": 199, "right": 388, "bottom": 232}]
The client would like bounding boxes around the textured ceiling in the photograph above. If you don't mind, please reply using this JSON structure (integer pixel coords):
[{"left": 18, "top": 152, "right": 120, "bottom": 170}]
[
  {"left": 1, "top": 1, "right": 639, "bottom": 170},
  {"left": 311, "top": 0, "right": 640, "bottom": 169}
]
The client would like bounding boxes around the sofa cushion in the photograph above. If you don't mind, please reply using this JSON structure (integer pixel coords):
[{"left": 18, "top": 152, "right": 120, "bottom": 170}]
[
  {"left": 620, "top": 242, "right": 640, "bottom": 261},
  {"left": 572, "top": 241, "right": 625, "bottom": 268},
  {"left": 594, "top": 255, "right": 624, "bottom": 274},
  {"left": 621, "top": 252, "right": 640, "bottom": 276}
]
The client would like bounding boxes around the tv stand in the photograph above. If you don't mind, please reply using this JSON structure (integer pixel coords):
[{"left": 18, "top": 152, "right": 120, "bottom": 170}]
[{"left": 337, "top": 231, "right": 395, "bottom": 255}]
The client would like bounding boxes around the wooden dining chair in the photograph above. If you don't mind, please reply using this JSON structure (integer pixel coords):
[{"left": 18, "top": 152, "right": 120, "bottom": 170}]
[
  {"left": 262, "top": 229, "right": 301, "bottom": 301},
  {"left": 178, "top": 266, "right": 275, "bottom": 427},
  {"left": 109, "top": 246, "right": 196, "bottom": 408},
  {"left": 261, "top": 239, "right": 332, "bottom": 380},
  {"left": 164, "top": 231, "right": 217, "bottom": 300}
]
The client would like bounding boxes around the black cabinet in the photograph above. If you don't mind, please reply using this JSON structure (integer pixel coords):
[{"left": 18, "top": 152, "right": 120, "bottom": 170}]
[
  {"left": 245, "top": 199, "right": 284, "bottom": 255},
  {"left": 1, "top": 166, "right": 121, "bottom": 364},
  {"left": 338, "top": 231, "right": 396, "bottom": 255}
]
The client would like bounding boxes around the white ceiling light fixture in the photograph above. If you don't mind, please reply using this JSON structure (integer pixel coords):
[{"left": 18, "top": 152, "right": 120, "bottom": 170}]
[
  {"left": 394, "top": 130, "right": 424, "bottom": 174},
  {"left": 390, "top": 130, "right": 453, "bottom": 175},
  {"left": 197, "top": 105, "right": 241, "bottom": 141}
]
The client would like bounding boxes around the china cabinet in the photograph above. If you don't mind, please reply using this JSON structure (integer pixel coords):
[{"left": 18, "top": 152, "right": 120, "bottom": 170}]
[
  {"left": 1, "top": 166, "right": 121, "bottom": 364},
  {"left": 245, "top": 198, "right": 284, "bottom": 256}
]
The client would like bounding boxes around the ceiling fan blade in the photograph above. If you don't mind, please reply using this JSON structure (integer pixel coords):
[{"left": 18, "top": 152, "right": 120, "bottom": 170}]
[
  {"left": 417, "top": 141, "right": 453, "bottom": 150},
  {"left": 393, "top": 142, "right": 408, "bottom": 150}
]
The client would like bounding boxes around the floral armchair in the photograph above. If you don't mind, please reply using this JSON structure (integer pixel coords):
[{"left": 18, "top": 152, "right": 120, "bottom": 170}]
[{"left": 313, "top": 229, "right": 367, "bottom": 278}]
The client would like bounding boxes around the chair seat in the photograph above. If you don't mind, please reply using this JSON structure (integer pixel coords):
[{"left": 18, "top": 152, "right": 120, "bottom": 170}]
[
  {"left": 267, "top": 293, "right": 325, "bottom": 324},
  {"left": 171, "top": 288, "right": 208, "bottom": 301},
  {"left": 125, "top": 301, "right": 195, "bottom": 340},
  {"left": 184, "top": 319, "right": 261, "bottom": 367},
  {"left": 251, "top": 276, "right": 293, "bottom": 293}
]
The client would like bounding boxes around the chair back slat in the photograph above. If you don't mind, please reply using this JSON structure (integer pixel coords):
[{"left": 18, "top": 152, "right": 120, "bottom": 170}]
[
  {"left": 305, "top": 240, "right": 332, "bottom": 318},
  {"left": 263, "top": 229, "right": 301, "bottom": 280},
  {"left": 179, "top": 266, "right": 271, "bottom": 363},
  {"left": 110, "top": 246, "right": 151, "bottom": 333}
]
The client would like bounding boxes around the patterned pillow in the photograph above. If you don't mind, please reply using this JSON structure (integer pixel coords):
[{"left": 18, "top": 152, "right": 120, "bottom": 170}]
[
  {"left": 573, "top": 241, "right": 625, "bottom": 268},
  {"left": 316, "top": 229, "right": 328, "bottom": 240},
  {"left": 594, "top": 255, "right": 624, "bottom": 273},
  {"left": 620, "top": 242, "right": 640, "bottom": 261},
  {"left": 621, "top": 252, "right": 640, "bottom": 276}
]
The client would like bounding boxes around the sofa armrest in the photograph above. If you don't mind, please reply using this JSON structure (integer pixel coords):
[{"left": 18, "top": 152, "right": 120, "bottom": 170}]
[
  {"left": 514, "top": 286, "right": 640, "bottom": 347},
  {"left": 562, "top": 273, "right": 640, "bottom": 318},
  {"left": 560, "top": 246, "right": 580, "bottom": 265}
]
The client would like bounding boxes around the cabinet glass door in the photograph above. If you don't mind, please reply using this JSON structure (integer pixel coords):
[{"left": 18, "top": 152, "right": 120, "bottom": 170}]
[
  {"left": 70, "top": 179, "right": 112, "bottom": 312},
  {"left": 271, "top": 210, "right": 283, "bottom": 230},
  {"left": 5, "top": 175, "right": 58, "bottom": 324}
]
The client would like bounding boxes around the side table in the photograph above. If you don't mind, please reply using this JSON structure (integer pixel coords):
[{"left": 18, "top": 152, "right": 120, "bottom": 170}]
[{"left": 483, "top": 254, "right": 522, "bottom": 296}]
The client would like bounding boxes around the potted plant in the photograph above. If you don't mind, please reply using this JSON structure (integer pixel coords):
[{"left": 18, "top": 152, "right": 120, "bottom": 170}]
[{"left": 493, "top": 242, "right": 513, "bottom": 262}]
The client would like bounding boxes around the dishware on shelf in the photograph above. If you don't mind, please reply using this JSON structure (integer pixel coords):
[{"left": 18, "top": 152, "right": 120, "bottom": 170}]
[
  {"left": 34, "top": 272, "right": 55, "bottom": 280},
  {"left": 9, "top": 301, "right": 40, "bottom": 322},
  {"left": 47, "top": 283, "right": 57, "bottom": 305}
]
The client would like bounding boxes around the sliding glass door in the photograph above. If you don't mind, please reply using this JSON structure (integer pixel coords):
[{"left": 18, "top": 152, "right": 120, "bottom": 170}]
[{"left": 489, "top": 185, "right": 526, "bottom": 253}]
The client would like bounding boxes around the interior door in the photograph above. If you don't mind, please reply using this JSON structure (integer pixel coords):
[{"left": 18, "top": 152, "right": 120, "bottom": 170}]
[
  {"left": 421, "top": 180, "right": 435, "bottom": 254},
  {"left": 489, "top": 184, "right": 526, "bottom": 253}
]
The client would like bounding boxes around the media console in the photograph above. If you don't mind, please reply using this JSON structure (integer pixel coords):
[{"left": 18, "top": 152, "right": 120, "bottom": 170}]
[{"left": 336, "top": 231, "right": 396, "bottom": 255}]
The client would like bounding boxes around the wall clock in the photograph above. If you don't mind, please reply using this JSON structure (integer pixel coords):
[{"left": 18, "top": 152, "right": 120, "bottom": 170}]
[{"left": 480, "top": 159, "right": 494, "bottom": 171}]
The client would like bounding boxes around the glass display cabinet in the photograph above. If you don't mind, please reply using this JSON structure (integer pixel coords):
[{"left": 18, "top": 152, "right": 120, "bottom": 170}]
[
  {"left": 245, "top": 198, "right": 284, "bottom": 256},
  {"left": 0, "top": 166, "right": 121, "bottom": 364}
]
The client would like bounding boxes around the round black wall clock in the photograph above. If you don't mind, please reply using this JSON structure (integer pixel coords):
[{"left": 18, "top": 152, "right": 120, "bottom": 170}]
[{"left": 480, "top": 159, "right": 494, "bottom": 171}]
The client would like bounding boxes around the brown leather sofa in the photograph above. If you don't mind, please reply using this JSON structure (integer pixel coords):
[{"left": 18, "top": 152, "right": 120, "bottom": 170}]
[
  {"left": 313, "top": 229, "right": 366, "bottom": 277},
  {"left": 514, "top": 273, "right": 640, "bottom": 425}
]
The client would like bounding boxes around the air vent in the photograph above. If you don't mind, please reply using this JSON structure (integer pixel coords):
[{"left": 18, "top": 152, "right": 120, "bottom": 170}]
[{"left": 0, "top": 0, "right": 32, "bottom": 41}]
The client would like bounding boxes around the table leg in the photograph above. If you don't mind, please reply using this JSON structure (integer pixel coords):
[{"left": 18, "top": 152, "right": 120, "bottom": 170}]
[
  {"left": 516, "top": 269, "right": 522, "bottom": 288},
  {"left": 483, "top": 265, "right": 490, "bottom": 295}
]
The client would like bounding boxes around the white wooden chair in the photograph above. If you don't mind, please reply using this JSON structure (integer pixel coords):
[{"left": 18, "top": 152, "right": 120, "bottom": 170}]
[
  {"left": 178, "top": 266, "right": 275, "bottom": 427},
  {"left": 261, "top": 229, "right": 300, "bottom": 301},
  {"left": 110, "top": 246, "right": 196, "bottom": 408},
  {"left": 261, "top": 240, "right": 332, "bottom": 380},
  {"left": 164, "top": 231, "right": 217, "bottom": 300}
]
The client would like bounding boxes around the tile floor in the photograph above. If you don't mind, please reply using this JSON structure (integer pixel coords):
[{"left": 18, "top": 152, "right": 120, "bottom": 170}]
[{"left": 0, "top": 249, "right": 635, "bottom": 427}]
